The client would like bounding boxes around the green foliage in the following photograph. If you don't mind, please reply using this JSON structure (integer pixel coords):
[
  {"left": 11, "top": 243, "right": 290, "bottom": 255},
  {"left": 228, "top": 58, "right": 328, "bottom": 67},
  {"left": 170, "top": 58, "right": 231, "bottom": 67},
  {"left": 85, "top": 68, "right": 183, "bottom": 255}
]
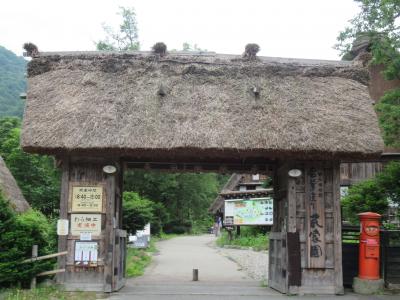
[
  {"left": 0, "top": 118, "right": 60, "bottom": 216},
  {"left": 342, "top": 161, "right": 400, "bottom": 223},
  {"left": 0, "top": 193, "right": 55, "bottom": 288},
  {"left": 336, "top": 0, "right": 400, "bottom": 80},
  {"left": 342, "top": 179, "right": 388, "bottom": 223},
  {"left": 122, "top": 192, "right": 154, "bottom": 235},
  {"left": 375, "top": 88, "right": 400, "bottom": 147},
  {"left": 216, "top": 227, "right": 269, "bottom": 251},
  {"left": 124, "top": 170, "right": 222, "bottom": 234},
  {"left": 125, "top": 247, "right": 152, "bottom": 277},
  {"left": 150, "top": 201, "right": 169, "bottom": 235},
  {"left": 375, "top": 161, "right": 400, "bottom": 203},
  {"left": 0, "top": 46, "right": 26, "bottom": 118},
  {"left": 96, "top": 7, "right": 140, "bottom": 51},
  {"left": 0, "top": 286, "right": 97, "bottom": 300}
]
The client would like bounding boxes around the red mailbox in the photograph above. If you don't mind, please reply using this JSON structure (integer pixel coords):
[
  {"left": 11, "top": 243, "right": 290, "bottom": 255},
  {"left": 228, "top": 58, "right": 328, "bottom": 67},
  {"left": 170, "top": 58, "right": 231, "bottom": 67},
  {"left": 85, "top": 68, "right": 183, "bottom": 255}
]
[{"left": 358, "top": 212, "right": 381, "bottom": 280}]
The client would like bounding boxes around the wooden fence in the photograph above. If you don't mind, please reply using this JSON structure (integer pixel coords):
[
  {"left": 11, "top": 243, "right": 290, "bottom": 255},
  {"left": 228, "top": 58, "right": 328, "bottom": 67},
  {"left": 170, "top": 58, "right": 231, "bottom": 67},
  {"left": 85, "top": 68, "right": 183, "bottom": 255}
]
[
  {"left": 342, "top": 226, "right": 400, "bottom": 287},
  {"left": 22, "top": 245, "right": 67, "bottom": 289}
]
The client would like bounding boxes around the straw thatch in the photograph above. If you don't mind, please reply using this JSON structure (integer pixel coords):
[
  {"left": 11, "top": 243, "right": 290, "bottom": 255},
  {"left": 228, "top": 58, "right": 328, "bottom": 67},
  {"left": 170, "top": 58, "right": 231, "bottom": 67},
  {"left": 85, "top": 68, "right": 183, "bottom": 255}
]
[
  {"left": 0, "top": 156, "right": 30, "bottom": 212},
  {"left": 21, "top": 51, "right": 384, "bottom": 161},
  {"left": 209, "top": 173, "right": 242, "bottom": 213}
]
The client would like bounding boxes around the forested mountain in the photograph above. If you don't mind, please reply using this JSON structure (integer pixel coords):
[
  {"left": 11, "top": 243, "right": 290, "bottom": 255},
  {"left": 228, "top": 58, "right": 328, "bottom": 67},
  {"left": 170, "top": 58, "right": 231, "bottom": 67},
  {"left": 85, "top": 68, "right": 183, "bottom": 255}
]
[{"left": 0, "top": 46, "right": 27, "bottom": 117}]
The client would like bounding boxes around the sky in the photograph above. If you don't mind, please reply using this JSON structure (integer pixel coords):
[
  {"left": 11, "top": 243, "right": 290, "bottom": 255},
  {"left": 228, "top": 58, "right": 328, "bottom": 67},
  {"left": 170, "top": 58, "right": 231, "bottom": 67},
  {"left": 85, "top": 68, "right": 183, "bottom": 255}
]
[{"left": 0, "top": 0, "right": 360, "bottom": 60}]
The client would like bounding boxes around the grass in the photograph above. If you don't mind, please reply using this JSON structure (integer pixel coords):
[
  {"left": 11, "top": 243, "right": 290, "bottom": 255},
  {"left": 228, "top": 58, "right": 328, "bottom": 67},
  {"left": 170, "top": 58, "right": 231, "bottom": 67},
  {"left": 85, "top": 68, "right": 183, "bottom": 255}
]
[
  {"left": 126, "top": 233, "right": 180, "bottom": 278},
  {"left": 0, "top": 286, "right": 98, "bottom": 300},
  {"left": 126, "top": 247, "right": 152, "bottom": 277},
  {"left": 216, "top": 230, "right": 269, "bottom": 251}
]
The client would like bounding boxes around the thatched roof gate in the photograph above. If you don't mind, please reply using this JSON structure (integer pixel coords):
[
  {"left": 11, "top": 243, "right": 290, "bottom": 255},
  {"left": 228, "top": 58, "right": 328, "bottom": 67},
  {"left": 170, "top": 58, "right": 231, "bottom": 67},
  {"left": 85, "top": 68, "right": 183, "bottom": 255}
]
[
  {"left": 21, "top": 50, "right": 384, "bottom": 294},
  {"left": 22, "top": 51, "right": 383, "bottom": 162}
]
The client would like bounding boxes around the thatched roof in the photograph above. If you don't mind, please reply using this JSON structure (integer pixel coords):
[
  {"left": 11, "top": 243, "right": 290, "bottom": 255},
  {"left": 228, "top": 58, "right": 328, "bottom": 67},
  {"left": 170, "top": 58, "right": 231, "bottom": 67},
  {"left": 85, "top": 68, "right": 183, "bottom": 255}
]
[
  {"left": 0, "top": 156, "right": 30, "bottom": 212},
  {"left": 21, "top": 51, "right": 384, "bottom": 161},
  {"left": 209, "top": 173, "right": 242, "bottom": 213}
]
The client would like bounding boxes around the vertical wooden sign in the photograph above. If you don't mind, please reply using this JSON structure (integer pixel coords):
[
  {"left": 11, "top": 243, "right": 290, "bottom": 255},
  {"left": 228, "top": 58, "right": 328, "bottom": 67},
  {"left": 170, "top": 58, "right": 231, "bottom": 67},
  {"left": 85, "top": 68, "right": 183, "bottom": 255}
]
[{"left": 307, "top": 166, "right": 325, "bottom": 268}]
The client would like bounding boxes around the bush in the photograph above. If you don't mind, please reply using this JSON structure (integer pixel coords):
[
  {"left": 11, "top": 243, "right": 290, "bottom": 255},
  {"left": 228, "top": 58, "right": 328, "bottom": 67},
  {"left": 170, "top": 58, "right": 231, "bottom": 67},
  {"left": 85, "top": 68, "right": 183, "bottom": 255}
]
[
  {"left": 376, "top": 88, "right": 400, "bottom": 148},
  {"left": 122, "top": 192, "right": 154, "bottom": 235},
  {"left": 216, "top": 227, "right": 269, "bottom": 251},
  {"left": 342, "top": 179, "right": 388, "bottom": 224},
  {"left": 0, "top": 192, "right": 55, "bottom": 288},
  {"left": 341, "top": 161, "right": 400, "bottom": 224}
]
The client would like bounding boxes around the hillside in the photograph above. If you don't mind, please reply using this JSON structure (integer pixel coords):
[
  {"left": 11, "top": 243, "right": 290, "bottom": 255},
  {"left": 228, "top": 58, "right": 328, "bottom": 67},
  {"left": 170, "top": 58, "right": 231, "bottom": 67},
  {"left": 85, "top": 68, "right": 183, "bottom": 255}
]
[{"left": 0, "top": 46, "right": 27, "bottom": 117}]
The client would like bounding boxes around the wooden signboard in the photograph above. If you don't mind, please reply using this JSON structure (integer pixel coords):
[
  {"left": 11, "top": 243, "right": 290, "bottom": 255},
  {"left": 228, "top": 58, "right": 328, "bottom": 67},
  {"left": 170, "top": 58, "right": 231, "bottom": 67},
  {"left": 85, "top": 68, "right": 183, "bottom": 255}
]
[
  {"left": 70, "top": 214, "right": 102, "bottom": 236},
  {"left": 70, "top": 185, "right": 104, "bottom": 212},
  {"left": 307, "top": 166, "right": 325, "bottom": 268}
]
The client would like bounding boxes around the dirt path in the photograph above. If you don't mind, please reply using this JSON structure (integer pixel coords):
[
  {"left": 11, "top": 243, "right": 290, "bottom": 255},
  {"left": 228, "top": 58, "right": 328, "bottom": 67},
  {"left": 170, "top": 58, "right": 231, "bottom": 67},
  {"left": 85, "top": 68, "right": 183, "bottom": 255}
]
[{"left": 110, "top": 234, "right": 278, "bottom": 299}]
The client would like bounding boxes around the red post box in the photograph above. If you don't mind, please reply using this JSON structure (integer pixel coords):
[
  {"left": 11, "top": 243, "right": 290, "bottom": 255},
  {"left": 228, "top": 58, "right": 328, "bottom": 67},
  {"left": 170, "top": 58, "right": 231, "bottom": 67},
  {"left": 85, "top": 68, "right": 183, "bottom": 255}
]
[{"left": 358, "top": 212, "right": 381, "bottom": 280}]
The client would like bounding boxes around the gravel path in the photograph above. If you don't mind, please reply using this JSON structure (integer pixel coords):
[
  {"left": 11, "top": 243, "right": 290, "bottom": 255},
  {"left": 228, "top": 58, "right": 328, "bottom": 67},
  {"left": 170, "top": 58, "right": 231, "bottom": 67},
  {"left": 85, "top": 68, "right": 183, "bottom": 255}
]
[{"left": 215, "top": 246, "right": 269, "bottom": 283}]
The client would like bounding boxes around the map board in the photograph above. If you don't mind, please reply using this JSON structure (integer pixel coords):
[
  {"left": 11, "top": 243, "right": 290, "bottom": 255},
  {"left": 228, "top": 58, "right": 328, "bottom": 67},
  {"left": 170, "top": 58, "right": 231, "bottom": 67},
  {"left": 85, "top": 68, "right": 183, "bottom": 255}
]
[{"left": 224, "top": 197, "right": 273, "bottom": 225}]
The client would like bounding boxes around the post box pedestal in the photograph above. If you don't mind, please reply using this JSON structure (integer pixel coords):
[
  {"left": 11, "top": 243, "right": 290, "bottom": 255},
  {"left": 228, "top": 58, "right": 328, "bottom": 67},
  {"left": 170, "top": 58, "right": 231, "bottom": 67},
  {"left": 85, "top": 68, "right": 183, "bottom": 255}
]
[{"left": 353, "top": 277, "right": 384, "bottom": 295}]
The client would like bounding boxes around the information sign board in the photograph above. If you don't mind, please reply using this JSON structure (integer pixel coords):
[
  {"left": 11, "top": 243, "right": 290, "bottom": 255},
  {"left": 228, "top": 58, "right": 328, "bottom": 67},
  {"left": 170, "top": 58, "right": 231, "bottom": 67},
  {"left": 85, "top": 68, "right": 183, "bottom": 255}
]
[
  {"left": 71, "top": 214, "right": 101, "bottom": 235},
  {"left": 71, "top": 186, "right": 103, "bottom": 212},
  {"left": 74, "top": 241, "right": 98, "bottom": 266},
  {"left": 224, "top": 197, "right": 273, "bottom": 225}
]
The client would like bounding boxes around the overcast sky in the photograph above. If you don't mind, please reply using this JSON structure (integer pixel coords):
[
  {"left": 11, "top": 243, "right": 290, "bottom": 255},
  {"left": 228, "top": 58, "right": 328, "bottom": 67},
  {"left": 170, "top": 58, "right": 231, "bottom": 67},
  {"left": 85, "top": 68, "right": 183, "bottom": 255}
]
[{"left": 0, "top": 0, "right": 360, "bottom": 60}]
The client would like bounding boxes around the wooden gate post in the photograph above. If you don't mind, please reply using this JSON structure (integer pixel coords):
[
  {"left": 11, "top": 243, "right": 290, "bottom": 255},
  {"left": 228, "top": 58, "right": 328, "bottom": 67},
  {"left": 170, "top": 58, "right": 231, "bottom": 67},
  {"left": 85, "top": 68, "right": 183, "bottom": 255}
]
[
  {"left": 56, "top": 157, "right": 125, "bottom": 292},
  {"left": 269, "top": 161, "right": 343, "bottom": 295}
]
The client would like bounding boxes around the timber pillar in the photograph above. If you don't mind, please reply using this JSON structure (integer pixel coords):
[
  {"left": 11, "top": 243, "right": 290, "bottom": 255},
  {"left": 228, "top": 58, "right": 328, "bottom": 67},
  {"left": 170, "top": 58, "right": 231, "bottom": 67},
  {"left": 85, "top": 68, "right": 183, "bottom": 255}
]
[
  {"left": 269, "top": 161, "right": 343, "bottom": 295},
  {"left": 56, "top": 157, "right": 126, "bottom": 292}
]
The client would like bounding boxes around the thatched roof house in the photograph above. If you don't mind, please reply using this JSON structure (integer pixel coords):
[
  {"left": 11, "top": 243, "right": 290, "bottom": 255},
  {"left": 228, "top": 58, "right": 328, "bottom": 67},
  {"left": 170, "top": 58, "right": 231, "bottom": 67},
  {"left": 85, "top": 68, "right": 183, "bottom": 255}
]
[
  {"left": 209, "top": 173, "right": 272, "bottom": 214},
  {"left": 21, "top": 51, "right": 384, "bottom": 161},
  {"left": 0, "top": 156, "right": 30, "bottom": 212}
]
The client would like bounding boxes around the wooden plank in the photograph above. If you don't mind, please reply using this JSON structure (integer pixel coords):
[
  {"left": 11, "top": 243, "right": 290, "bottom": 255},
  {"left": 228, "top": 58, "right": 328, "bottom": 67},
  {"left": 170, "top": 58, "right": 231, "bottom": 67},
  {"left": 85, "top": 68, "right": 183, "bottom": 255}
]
[
  {"left": 23, "top": 251, "right": 68, "bottom": 263},
  {"left": 104, "top": 166, "right": 116, "bottom": 292},
  {"left": 287, "top": 232, "right": 301, "bottom": 287},
  {"left": 57, "top": 157, "right": 69, "bottom": 284},
  {"left": 306, "top": 164, "right": 326, "bottom": 268},
  {"left": 37, "top": 269, "right": 66, "bottom": 277},
  {"left": 333, "top": 161, "right": 344, "bottom": 294},
  {"left": 288, "top": 177, "right": 296, "bottom": 233}
]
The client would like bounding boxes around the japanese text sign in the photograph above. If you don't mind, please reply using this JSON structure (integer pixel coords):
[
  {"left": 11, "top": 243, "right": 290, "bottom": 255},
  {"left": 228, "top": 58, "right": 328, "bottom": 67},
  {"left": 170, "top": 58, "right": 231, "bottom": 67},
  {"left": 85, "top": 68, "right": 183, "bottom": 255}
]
[
  {"left": 71, "top": 186, "right": 103, "bottom": 212},
  {"left": 71, "top": 214, "right": 102, "bottom": 235}
]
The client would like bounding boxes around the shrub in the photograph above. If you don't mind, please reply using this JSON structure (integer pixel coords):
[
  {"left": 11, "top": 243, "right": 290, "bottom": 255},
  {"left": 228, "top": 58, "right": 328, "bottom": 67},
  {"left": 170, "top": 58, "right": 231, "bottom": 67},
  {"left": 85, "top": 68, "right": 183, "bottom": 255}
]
[
  {"left": 0, "top": 191, "right": 55, "bottom": 288},
  {"left": 341, "top": 179, "right": 388, "bottom": 224},
  {"left": 122, "top": 192, "right": 154, "bottom": 235}
]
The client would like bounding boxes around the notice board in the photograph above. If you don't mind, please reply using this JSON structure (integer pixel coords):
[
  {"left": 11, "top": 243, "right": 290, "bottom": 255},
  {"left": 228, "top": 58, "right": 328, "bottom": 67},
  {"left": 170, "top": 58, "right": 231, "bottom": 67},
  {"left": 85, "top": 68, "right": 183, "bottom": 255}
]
[{"left": 224, "top": 197, "right": 273, "bottom": 225}]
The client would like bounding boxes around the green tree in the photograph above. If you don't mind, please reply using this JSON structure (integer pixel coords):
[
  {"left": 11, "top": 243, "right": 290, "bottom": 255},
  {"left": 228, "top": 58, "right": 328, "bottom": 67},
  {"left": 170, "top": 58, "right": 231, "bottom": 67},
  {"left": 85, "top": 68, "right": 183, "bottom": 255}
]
[
  {"left": 337, "top": 0, "right": 400, "bottom": 147},
  {"left": 124, "top": 171, "right": 224, "bottom": 233},
  {"left": 336, "top": 0, "right": 400, "bottom": 79},
  {"left": 0, "top": 192, "right": 55, "bottom": 287},
  {"left": 0, "top": 118, "right": 60, "bottom": 216},
  {"left": 341, "top": 161, "right": 400, "bottom": 223},
  {"left": 0, "top": 46, "right": 26, "bottom": 117},
  {"left": 96, "top": 7, "right": 140, "bottom": 51},
  {"left": 342, "top": 179, "right": 388, "bottom": 223},
  {"left": 376, "top": 88, "right": 400, "bottom": 147},
  {"left": 122, "top": 192, "right": 154, "bottom": 235}
]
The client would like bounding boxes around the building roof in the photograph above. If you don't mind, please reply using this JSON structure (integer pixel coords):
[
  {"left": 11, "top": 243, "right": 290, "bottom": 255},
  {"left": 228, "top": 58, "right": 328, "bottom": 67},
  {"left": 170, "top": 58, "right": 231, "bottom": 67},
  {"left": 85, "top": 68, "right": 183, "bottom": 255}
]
[
  {"left": 0, "top": 156, "right": 30, "bottom": 212},
  {"left": 21, "top": 51, "right": 384, "bottom": 161},
  {"left": 209, "top": 173, "right": 242, "bottom": 213}
]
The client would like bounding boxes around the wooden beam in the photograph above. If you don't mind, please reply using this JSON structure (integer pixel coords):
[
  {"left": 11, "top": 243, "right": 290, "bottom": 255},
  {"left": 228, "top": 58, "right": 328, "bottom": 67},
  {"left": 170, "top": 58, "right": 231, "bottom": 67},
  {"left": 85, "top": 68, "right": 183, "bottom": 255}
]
[
  {"left": 23, "top": 251, "right": 68, "bottom": 263},
  {"left": 125, "top": 161, "right": 275, "bottom": 174},
  {"left": 37, "top": 269, "right": 66, "bottom": 277}
]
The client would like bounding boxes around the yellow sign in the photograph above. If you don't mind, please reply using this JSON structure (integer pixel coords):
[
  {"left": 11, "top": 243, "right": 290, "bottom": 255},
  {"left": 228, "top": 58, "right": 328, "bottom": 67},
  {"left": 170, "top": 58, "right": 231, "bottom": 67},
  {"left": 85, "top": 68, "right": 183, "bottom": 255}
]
[
  {"left": 71, "top": 214, "right": 102, "bottom": 235},
  {"left": 71, "top": 186, "right": 103, "bottom": 212}
]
